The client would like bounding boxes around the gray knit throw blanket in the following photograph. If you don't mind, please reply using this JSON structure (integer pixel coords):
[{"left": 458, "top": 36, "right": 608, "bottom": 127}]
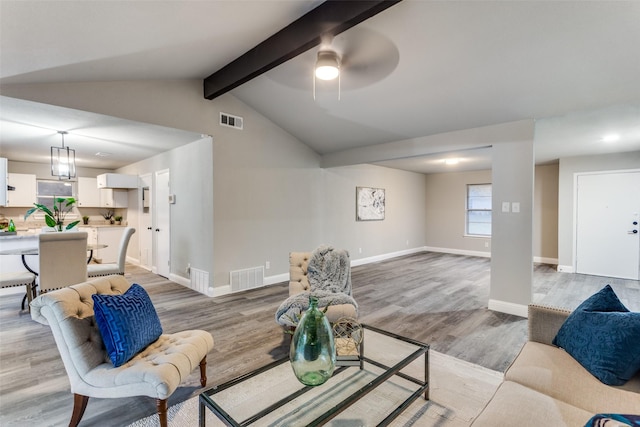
[
  {"left": 275, "top": 245, "right": 357, "bottom": 327},
  {"left": 308, "top": 245, "right": 352, "bottom": 295}
]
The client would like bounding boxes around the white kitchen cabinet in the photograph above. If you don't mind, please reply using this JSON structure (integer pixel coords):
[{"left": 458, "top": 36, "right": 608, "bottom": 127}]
[
  {"left": 0, "top": 157, "right": 7, "bottom": 206},
  {"left": 6, "top": 173, "right": 36, "bottom": 207},
  {"left": 97, "top": 173, "right": 138, "bottom": 189},
  {"left": 100, "top": 188, "right": 128, "bottom": 208},
  {"left": 77, "top": 177, "right": 101, "bottom": 207},
  {"left": 94, "top": 227, "right": 125, "bottom": 264}
]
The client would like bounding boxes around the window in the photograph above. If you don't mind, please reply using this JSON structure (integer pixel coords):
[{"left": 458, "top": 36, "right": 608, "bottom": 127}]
[
  {"left": 466, "top": 184, "right": 491, "bottom": 236},
  {"left": 37, "top": 180, "right": 74, "bottom": 211}
]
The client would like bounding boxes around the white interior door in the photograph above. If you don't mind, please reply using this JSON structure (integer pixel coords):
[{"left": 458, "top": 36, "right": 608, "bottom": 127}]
[
  {"left": 139, "top": 173, "right": 153, "bottom": 270},
  {"left": 576, "top": 171, "right": 640, "bottom": 280},
  {"left": 155, "top": 169, "right": 171, "bottom": 278}
]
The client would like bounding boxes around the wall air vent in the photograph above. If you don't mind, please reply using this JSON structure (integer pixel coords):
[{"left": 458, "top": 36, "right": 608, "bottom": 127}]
[{"left": 220, "top": 112, "right": 244, "bottom": 130}]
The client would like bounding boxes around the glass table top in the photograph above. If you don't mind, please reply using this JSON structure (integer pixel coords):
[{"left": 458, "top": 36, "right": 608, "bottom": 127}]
[{"left": 199, "top": 324, "right": 429, "bottom": 427}]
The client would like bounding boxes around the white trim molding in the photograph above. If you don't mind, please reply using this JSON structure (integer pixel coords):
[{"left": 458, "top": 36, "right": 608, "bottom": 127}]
[
  {"left": 556, "top": 265, "right": 574, "bottom": 273},
  {"left": 488, "top": 299, "right": 528, "bottom": 318},
  {"left": 169, "top": 274, "right": 190, "bottom": 289},
  {"left": 351, "top": 247, "right": 428, "bottom": 267},
  {"left": 264, "top": 273, "right": 289, "bottom": 286},
  {"left": 424, "top": 246, "right": 491, "bottom": 258}
]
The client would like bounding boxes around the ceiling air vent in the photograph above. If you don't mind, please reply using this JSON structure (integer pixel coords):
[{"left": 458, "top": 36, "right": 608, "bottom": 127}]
[{"left": 220, "top": 112, "right": 243, "bottom": 130}]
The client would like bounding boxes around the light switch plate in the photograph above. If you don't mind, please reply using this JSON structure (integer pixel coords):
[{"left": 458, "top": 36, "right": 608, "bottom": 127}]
[
  {"left": 502, "top": 202, "right": 510, "bottom": 213},
  {"left": 512, "top": 202, "right": 520, "bottom": 213}
]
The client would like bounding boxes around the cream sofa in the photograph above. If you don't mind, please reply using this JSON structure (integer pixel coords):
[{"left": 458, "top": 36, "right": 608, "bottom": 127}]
[{"left": 472, "top": 304, "right": 640, "bottom": 426}]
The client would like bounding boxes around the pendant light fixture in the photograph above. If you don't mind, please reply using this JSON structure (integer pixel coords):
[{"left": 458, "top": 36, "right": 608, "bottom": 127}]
[
  {"left": 313, "top": 50, "right": 341, "bottom": 100},
  {"left": 51, "top": 131, "right": 76, "bottom": 180}
]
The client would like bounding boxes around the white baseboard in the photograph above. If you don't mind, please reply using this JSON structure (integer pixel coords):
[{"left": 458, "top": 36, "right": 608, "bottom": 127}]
[
  {"left": 351, "top": 247, "right": 427, "bottom": 267},
  {"left": 169, "top": 274, "right": 190, "bottom": 288},
  {"left": 557, "top": 265, "right": 574, "bottom": 273},
  {"left": 424, "top": 246, "right": 491, "bottom": 258},
  {"left": 425, "top": 247, "right": 558, "bottom": 265},
  {"left": 534, "top": 256, "right": 558, "bottom": 264},
  {"left": 210, "top": 285, "right": 231, "bottom": 297},
  {"left": 264, "top": 273, "right": 289, "bottom": 286},
  {"left": 488, "top": 299, "right": 528, "bottom": 318}
]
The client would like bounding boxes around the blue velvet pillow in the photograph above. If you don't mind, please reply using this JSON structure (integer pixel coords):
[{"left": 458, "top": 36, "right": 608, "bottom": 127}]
[
  {"left": 584, "top": 414, "right": 640, "bottom": 427},
  {"left": 553, "top": 285, "right": 640, "bottom": 385},
  {"left": 92, "top": 283, "right": 163, "bottom": 367}
]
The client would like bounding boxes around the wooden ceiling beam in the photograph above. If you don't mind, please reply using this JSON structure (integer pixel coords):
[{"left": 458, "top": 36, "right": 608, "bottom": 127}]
[{"left": 203, "top": 0, "right": 402, "bottom": 100}]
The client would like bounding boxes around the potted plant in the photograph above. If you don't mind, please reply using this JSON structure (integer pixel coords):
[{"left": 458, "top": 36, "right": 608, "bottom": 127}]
[
  {"left": 114, "top": 215, "right": 123, "bottom": 225},
  {"left": 24, "top": 197, "right": 80, "bottom": 231},
  {"left": 82, "top": 215, "right": 90, "bottom": 225},
  {"left": 102, "top": 210, "right": 114, "bottom": 224}
]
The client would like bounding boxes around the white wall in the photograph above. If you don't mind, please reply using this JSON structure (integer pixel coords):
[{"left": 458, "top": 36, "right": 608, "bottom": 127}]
[
  {"left": 424, "top": 164, "right": 558, "bottom": 262},
  {"left": 321, "top": 164, "right": 428, "bottom": 259},
  {"left": 117, "top": 137, "right": 214, "bottom": 283},
  {"left": 424, "top": 169, "right": 492, "bottom": 255},
  {"left": 1, "top": 81, "right": 430, "bottom": 293},
  {"left": 490, "top": 138, "right": 535, "bottom": 316}
]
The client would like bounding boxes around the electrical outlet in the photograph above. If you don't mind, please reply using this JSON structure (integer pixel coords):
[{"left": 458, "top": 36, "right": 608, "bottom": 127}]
[
  {"left": 359, "top": 248, "right": 362, "bottom": 254},
  {"left": 484, "top": 242, "right": 489, "bottom": 248},
  {"left": 265, "top": 261, "right": 270, "bottom": 269},
  {"left": 406, "top": 240, "right": 409, "bottom": 246}
]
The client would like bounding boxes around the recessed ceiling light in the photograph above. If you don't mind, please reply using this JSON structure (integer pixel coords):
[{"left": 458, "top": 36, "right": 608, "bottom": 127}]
[
  {"left": 444, "top": 158, "right": 459, "bottom": 165},
  {"left": 95, "top": 152, "right": 112, "bottom": 157},
  {"left": 602, "top": 134, "right": 620, "bottom": 143}
]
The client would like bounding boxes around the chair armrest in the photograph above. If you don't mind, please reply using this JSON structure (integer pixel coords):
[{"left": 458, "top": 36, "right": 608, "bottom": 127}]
[{"left": 528, "top": 304, "right": 571, "bottom": 345}]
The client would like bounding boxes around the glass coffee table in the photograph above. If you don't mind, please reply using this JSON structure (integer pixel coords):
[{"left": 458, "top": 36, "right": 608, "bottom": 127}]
[{"left": 199, "top": 324, "right": 429, "bottom": 426}]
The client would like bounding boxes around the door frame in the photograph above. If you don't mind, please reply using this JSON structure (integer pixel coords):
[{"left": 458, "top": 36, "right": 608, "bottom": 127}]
[
  {"left": 572, "top": 168, "right": 640, "bottom": 276},
  {"left": 154, "top": 168, "right": 171, "bottom": 277},
  {"left": 138, "top": 173, "right": 153, "bottom": 271}
]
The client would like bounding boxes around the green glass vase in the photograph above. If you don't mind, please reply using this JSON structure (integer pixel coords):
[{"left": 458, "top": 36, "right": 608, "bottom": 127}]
[{"left": 290, "top": 296, "right": 336, "bottom": 386}]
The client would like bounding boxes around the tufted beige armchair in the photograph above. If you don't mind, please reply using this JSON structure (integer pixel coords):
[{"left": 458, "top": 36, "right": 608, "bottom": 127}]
[
  {"left": 30, "top": 275, "right": 214, "bottom": 427},
  {"left": 287, "top": 251, "right": 357, "bottom": 323}
]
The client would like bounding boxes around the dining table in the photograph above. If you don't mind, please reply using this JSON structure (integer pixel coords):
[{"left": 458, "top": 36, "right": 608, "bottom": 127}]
[{"left": 0, "top": 243, "right": 108, "bottom": 309}]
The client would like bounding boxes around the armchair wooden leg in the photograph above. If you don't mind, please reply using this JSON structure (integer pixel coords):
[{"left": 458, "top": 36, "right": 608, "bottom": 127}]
[
  {"left": 157, "top": 399, "right": 168, "bottom": 427},
  {"left": 199, "top": 356, "right": 208, "bottom": 387},
  {"left": 69, "top": 394, "right": 89, "bottom": 427}
]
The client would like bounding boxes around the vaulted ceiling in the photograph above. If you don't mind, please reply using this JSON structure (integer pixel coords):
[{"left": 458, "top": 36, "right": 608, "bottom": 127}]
[{"left": 1, "top": 1, "right": 639, "bottom": 172}]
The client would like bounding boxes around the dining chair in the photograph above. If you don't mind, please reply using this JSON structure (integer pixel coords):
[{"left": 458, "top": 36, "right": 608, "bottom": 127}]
[
  {"left": 0, "top": 271, "right": 37, "bottom": 310},
  {"left": 87, "top": 227, "right": 135, "bottom": 277},
  {"left": 38, "top": 231, "right": 88, "bottom": 294}
]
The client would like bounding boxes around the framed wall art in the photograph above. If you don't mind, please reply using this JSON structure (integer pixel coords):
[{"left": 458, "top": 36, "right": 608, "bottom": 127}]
[{"left": 356, "top": 187, "right": 385, "bottom": 221}]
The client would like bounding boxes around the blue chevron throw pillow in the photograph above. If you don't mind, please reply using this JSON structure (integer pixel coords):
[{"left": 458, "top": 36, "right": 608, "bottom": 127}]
[{"left": 93, "top": 283, "right": 163, "bottom": 367}]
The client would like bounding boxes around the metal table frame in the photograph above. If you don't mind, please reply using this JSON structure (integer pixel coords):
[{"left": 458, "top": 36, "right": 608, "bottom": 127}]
[{"left": 199, "top": 324, "right": 429, "bottom": 427}]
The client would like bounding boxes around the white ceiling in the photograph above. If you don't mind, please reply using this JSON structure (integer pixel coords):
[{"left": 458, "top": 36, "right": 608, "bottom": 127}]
[{"left": 1, "top": 0, "right": 639, "bottom": 173}]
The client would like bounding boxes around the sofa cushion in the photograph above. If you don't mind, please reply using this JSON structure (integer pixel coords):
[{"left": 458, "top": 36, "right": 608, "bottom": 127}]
[
  {"left": 506, "top": 341, "right": 640, "bottom": 415},
  {"left": 553, "top": 285, "right": 640, "bottom": 385},
  {"left": 471, "top": 380, "right": 593, "bottom": 427},
  {"left": 92, "top": 283, "right": 163, "bottom": 367}
]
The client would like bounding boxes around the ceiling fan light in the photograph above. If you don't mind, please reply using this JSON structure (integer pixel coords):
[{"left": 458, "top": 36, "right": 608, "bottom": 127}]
[{"left": 315, "top": 51, "right": 340, "bottom": 80}]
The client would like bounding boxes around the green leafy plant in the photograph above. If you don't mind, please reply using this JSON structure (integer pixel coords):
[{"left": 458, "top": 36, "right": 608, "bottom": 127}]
[
  {"left": 24, "top": 197, "right": 80, "bottom": 231},
  {"left": 114, "top": 215, "right": 123, "bottom": 222}
]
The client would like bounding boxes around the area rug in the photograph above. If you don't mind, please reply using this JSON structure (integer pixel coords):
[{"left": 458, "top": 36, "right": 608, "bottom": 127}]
[{"left": 127, "top": 350, "right": 503, "bottom": 427}]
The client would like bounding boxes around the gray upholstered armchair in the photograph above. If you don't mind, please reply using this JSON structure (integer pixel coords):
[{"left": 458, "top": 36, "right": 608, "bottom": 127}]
[
  {"left": 276, "top": 247, "right": 358, "bottom": 328},
  {"left": 30, "top": 275, "right": 214, "bottom": 427}
]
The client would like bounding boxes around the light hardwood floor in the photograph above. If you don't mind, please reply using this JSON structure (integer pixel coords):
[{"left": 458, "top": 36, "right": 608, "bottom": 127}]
[{"left": 0, "top": 252, "right": 638, "bottom": 426}]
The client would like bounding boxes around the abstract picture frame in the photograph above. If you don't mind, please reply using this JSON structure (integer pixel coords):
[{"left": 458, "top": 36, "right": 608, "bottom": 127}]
[{"left": 356, "top": 187, "right": 385, "bottom": 221}]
